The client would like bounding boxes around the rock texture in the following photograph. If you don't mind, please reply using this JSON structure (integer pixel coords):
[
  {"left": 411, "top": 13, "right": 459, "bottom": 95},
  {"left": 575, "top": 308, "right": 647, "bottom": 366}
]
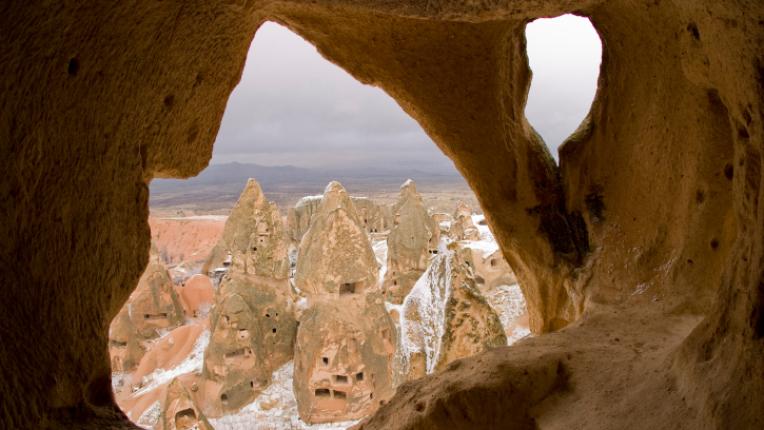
[
  {"left": 150, "top": 216, "right": 226, "bottom": 272},
  {"left": 158, "top": 378, "right": 214, "bottom": 430},
  {"left": 291, "top": 181, "right": 396, "bottom": 423},
  {"left": 287, "top": 196, "right": 324, "bottom": 244},
  {"left": 109, "top": 308, "right": 147, "bottom": 374},
  {"left": 449, "top": 202, "right": 480, "bottom": 241},
  {"left": 204, "top": 179, "right": 289, "bottom": 280},
  {"left": 2, "top": 1, "right": 763, "bottom": 429},
  {"left": 383, "top": 180, "right": 439, "bottom": 303},
  {"left": 174, "top": 274, "right": 215, "bottom": 319},
  {"left": 400, "top": 245, "right": 507, "bottom": 378},
  {"left": 288, "top": 194, "right": 391, "bottom": 244},
  {"left": 352, "top": 197, "right": 392, "bottom": 234},
  {"left": 293, "top": 296, "right": 397, "bottom": 424},
  {"left": 294, "top": 182, "right": 379, "bottom": 297},
  {"left": 126, "top": 257, "right": 185, "bottom": 341},
  {"left": 202, "top": 273, "right": 297, "bottom": 416}
]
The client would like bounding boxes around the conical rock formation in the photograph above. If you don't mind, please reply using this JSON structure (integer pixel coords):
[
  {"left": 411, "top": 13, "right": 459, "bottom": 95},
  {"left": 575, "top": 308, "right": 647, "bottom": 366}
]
[
  {"left": 400, "top": 244, "right": 506, "bottom": 379},
  {"left": 293, "top": 294, "right": 397, "bottom": 424},
  {"left": 383, "top": 180, "right": 439, "bottom": 303},
  {"left": 294, "top": 181, "right": 379, "bottom": 297},
  {"left": 204, "top": 179, "right": 289, "bottom": 280},
  {"left": 109, "top": 306, "right": 147, "bottom": 374},
  {"left": 202, "top": 272, "right": 297, "bottom": 416},
  {"left": 450, "top": 201, "right": 480, "bottom": 241},
  {"left": 126, "top": 256, "right": 185, "bottom": 341},
  {"left": 159, "top": 378, "right": 214, "bottom": 430}
]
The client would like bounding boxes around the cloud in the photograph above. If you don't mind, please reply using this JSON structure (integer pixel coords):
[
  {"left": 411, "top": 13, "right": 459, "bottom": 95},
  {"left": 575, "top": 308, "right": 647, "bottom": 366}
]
[{"left": 212, "top": 18, "right": 601, "bottom": 170}]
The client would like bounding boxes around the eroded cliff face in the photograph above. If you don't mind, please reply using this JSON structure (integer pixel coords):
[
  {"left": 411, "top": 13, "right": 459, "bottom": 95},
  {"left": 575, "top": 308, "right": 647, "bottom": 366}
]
[
  {"left": 399, "top": 244, "right": 507, "bottom": 379},
  {"left": 2, "top": 1, "right": 763, "bottom": 429}
]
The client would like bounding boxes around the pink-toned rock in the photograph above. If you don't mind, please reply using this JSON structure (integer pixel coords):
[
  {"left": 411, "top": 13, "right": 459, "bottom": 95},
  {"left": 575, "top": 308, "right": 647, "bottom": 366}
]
[
  {"left": 150, "top": 216, "right": 226, "bottom": 273},
  {"left": 174, "top": 274, "right": 214, "bottom": 319}
]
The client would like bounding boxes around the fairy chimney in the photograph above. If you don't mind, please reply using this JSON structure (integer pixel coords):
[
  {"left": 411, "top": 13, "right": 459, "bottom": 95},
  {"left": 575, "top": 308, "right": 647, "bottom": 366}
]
[
  {"left": 204, "top": 179, "right": 289, "bottom": 280},
  {"left": 127, "top": 256, "right": 185, "bottom": 341},
  {"left": 202, "top": 272, "right": 297, "bottom": 416},
  {"left": 294, "top": 181, "right": 379, "bottom": 297},
  {"left": 400, "top": 244, "right": 506, "bottom": 379},
  {"left": 383, "top": 179, "right": 439, "bottom": 303},
  {"left": 293, "top": 294, "right": 397, "bottom": 424},
  {"left": 158, "top": 378, "right": 214, "bottom": 430},
  {"left": 450, "top": 201, "right": 481, "bottom": 241},
  {"left": 286, "top": 195, "right": 323, "bottom": 243},
  {"left": 108, "top": 306, "right": 146, "bottom": 374}
]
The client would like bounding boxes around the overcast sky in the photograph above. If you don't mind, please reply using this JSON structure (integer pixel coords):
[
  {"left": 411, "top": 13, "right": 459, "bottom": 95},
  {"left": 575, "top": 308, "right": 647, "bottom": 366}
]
[{"left": 211, "top": 15, "right": 601, "bottom": 171}]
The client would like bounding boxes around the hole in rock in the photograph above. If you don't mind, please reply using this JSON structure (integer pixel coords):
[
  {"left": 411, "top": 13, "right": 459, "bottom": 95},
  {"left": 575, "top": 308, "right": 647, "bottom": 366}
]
[
  {"left": 110, "top": 20, "right": 533, "bottom": 428},
  {"left": 340, "top": 282, "right": 357, "bottom": 295},
  {"left": 525, "top": 14, "right": 602, "bottom": 160},
  {"left": 174, "top": 408, "right": 197, "bottom": 428}
]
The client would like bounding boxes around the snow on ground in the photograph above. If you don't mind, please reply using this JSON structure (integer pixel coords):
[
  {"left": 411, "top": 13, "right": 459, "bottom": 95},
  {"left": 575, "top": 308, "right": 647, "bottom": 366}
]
[
  {"left": 482, "top": 284, "right": 531, "bottom": 345},
  {"left": 372, "top": 238, "right": 388, "bottom": 287},
  {"left": 460, "top": 239, "right": 499, "bottom": 258},
  {"left": 471, "top": 214, "right": 493, "bottom": 238},
  {"left": 461, "top": 214, "right": 500, "bottom": 257},
  {"left": 399, "top": 247, "right": 454, "bottom": 374},
  {"left": 209, "top": 361, "right": 359, "bottom": 430},
  {"left": 132, "top": 330, "right": 210, "bottom": 397},
  {"left": 136, "top": 401, "right": 161, "bottom": 429}
]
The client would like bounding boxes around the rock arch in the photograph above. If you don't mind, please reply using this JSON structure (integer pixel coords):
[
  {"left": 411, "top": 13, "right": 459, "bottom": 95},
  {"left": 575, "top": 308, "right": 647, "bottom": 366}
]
[{"left": 1, "top": 1, "right": 762, "bottom": 429}]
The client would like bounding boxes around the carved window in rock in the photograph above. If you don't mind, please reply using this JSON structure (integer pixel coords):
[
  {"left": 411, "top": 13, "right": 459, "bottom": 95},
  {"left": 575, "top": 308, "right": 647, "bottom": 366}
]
[
  {"left": 144, "top": 312, "right": 168, "bottom": 320},
  {"left": 340, "top": 282, "right": 358, "bottom": 295},
  {"left": 315, "top": 388, "right": 330, "bottom": 397},
  {"left": 355, "top": 372, "right": 364, "bottom": 381},
  {"left": 334, "top": 374, "right": 349, "bottom": 384},
  {"left": 175, "top": 408, "right": 198, "bottom": 429},
  {"left": 333, "top": 390, "right": 347, "bottom": 400}
]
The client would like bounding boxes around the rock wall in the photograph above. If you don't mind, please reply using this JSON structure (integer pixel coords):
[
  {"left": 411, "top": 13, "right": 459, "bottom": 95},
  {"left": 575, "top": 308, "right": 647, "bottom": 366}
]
[{"left": 2, "top": 1, "right": 763, "bottom": 429}]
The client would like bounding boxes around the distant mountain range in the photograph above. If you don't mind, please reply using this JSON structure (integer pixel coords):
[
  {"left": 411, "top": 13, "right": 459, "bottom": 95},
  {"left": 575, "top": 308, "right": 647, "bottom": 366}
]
[{"left": 150, "top": 162, "right": 468, "bottom": 209}]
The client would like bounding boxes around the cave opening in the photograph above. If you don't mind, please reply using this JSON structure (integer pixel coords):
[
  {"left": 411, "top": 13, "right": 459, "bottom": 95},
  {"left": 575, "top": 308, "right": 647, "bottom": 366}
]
[
  {"left": 109, "top": 20, "right": 531, "bottom": 428},
  {"left": 524, "top": 14, "right": 602, "bottom": 160}
]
